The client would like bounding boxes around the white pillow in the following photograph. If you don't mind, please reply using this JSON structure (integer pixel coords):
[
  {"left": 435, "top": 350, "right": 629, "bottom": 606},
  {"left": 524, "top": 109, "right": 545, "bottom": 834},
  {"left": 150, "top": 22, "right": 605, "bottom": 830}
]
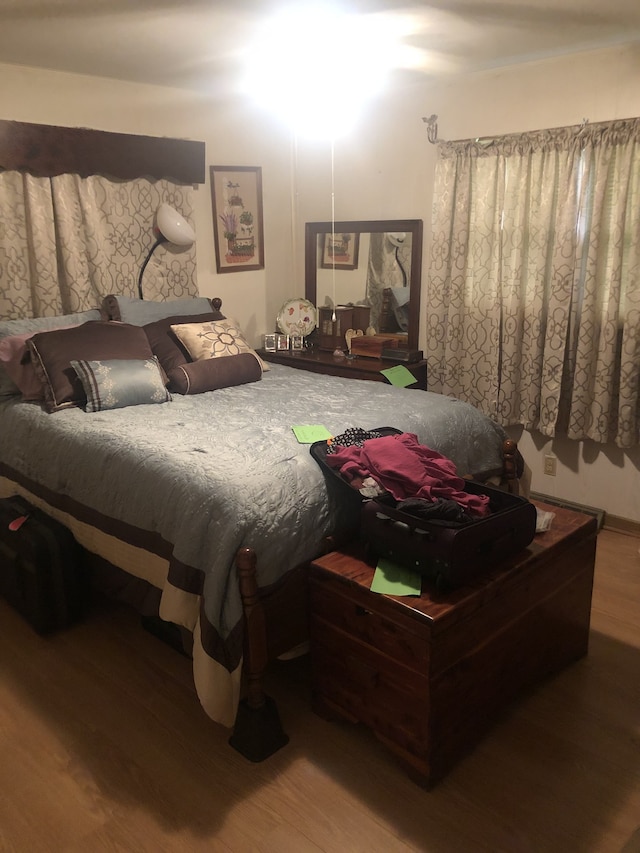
[{"left": 170, "top": 318, "right": 268, "bottom": 369}]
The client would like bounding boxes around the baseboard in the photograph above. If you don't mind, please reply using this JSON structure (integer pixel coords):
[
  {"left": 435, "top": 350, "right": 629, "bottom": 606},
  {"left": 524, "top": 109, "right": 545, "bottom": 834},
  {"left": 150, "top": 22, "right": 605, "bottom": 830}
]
[
  {"left": 530, "top": 493, "right": 605, "bottom": 530},
  {"left": 602, "top": 514, "right": 640, "bottom": 537},
  {"left": 531, "top": 492, "right": 640, "bottom": 537}
]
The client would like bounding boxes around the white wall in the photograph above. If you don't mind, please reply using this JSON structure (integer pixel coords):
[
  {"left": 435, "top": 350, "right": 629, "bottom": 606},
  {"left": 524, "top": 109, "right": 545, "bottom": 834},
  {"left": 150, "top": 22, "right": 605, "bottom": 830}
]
[
  {"left": 1, "top": 46, "right": 639, "bottom": 523},
  {"left": 292, "top": 44, "right": 640, "bottom": 524},
  {"left": 0, "top": 61, "right": 294, "bottom": 345}
]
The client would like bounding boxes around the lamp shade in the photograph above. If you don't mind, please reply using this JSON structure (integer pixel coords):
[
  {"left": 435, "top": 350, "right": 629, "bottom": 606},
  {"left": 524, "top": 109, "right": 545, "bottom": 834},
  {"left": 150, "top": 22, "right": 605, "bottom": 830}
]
[
  {"left": 156, "top": 202, "right": 196, "bottom": 246},
  {"left": 137, "top": 203, "right": 196, "bottom": 299},
  {"left": 386, "top": 232, "right": 407, "bottom": 248}
]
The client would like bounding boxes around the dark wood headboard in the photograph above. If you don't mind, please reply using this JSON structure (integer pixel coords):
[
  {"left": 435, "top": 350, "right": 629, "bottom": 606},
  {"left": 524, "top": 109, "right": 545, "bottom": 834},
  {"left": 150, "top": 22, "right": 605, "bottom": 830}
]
[{"left": 0, "top": 119, "right": 205, "bottom": 184}]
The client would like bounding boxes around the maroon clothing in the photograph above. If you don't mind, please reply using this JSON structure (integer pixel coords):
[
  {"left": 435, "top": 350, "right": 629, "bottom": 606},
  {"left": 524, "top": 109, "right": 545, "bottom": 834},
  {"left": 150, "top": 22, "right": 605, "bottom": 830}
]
[{"left": 326, "top": 432, "right": 490, "bottom": 517}]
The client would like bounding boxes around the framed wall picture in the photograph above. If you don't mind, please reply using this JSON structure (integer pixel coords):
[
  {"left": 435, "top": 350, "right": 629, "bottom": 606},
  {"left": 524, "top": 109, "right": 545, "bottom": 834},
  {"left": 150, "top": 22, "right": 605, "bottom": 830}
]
[
  {"left": 319, "top": 231, "right": 359, "bottom": 270},
  {"left": 210, "top": 165, "right": 265, "bottom": 273}
]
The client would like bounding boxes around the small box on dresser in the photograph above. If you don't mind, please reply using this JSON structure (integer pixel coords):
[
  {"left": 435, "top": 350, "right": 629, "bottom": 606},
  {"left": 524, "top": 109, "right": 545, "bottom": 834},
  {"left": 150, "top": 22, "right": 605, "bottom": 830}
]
[
  {"left": 317, "top": 305, "right": 370, "bottom": 351},
  {"left": 309, "top": 502, "right": 597, "bottom": 787},
  {"left": 350, "top": 335, "right": 399, "bottom": 359}
]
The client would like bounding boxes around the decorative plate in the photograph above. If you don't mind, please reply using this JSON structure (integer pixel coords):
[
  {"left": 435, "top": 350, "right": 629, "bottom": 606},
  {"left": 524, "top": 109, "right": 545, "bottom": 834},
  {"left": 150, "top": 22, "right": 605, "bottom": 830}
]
[{"left": 276, "top": 298, "right": 317, "bottom": 337}]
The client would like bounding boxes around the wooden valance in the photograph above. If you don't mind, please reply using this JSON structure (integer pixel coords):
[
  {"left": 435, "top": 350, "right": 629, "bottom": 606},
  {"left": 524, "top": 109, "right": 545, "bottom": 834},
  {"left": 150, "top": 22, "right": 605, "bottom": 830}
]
[{"left": 0, "top": 119, "right": 205, "bottom": 184}]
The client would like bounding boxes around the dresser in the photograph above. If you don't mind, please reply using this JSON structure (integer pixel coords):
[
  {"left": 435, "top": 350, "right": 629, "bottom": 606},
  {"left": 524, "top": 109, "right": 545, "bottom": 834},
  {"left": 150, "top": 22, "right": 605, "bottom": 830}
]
[
  {"left": 309, "top": 502, "right": 597, "bottom": 786},
  {"left": 258, "top": 348, "right": 427, "bottom": 390}
]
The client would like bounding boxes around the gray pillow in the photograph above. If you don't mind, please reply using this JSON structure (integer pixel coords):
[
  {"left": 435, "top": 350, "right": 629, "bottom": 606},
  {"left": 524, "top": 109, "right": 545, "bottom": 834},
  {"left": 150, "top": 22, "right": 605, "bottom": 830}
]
[
  {"left": 102, "top": 296, "right": 215, "bottom": 326},
  {"left": 71, "top": 356, "right": 171, "bottom": 411}
]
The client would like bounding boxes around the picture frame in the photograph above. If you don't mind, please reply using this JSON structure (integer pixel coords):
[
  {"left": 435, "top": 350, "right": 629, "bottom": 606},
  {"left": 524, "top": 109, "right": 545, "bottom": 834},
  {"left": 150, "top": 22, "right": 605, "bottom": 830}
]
[
  {"left": 210, "top": 165, "right": 265, "bottom": 273},
  {"left": 319, "top": 231, "right": 359, "bottom": 270}
]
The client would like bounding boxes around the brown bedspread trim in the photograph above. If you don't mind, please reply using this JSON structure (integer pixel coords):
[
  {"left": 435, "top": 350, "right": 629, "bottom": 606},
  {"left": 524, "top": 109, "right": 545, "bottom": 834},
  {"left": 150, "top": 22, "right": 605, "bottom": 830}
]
[
  {"left": 199, "top": 601, "right": 244, "bottom": 672},
  {"left": 1, "top": 461, "right": 251, "bottom": 673},
  {"left": 0, "top": 461, "right": 204, "bottom": 595},
  {"left": 89, "top": 552, "right": 163, "bottom": 617}
]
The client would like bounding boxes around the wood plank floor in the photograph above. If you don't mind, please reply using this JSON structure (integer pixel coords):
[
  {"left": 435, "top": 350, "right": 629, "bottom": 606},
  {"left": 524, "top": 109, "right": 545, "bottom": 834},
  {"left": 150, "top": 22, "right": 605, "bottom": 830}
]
[{"left": 0, "top": 528, "right": 638, "bottom": 853}]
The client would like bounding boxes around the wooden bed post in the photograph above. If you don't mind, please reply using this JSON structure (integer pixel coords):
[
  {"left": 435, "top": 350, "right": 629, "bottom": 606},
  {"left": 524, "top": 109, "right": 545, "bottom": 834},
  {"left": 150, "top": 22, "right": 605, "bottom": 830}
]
[
  {"left": 502, "top": 439, "right": 520, "bottom": 493},
  {"left": 228, "top": 547, "right": 289, "bottom": 762}
]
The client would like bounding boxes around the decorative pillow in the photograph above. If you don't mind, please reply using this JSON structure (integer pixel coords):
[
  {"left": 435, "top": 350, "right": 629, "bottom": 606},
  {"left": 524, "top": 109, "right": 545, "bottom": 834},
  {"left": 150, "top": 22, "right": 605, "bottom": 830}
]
[
  {"left": 28, "top": 321, "right": 157, "bottom": 412},
  {"left": 0, "top": 324, "right": 84, "bottom": 402},
  {"left": 167, "top": 353, "right": 262, "bottom": 395},
  {"left": 71, "top": 357, "right": 171, "bottom": 412},
  {"left": 170, "top": 318, "right": 267, "bottom": 369},
  {"left": 143, "top": 312, "right": 220, "bottom": 379},
  {"left": 102, "top": 296, "right": 222, "bottom": 326},
  {"left": 0, "top": 309, "right": 101, "bottom": 398},
  {"left": 0, "top": 331, "right": 46, "bottom": 401}
]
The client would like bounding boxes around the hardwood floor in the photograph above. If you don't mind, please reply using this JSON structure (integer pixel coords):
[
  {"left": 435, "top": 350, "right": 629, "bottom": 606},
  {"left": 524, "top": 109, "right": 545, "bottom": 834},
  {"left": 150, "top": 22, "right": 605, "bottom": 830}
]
[{"left": 0, "top": 528, "right": 638, "bottom": 853}]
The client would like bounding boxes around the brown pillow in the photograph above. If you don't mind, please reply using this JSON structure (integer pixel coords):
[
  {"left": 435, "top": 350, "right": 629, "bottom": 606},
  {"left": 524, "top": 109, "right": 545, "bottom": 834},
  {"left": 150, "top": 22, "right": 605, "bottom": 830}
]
[
  {"left": 143, "top": 312, "right": 219, "bottom": 379},
  {"left": 28, "top": 321, "right": 156, "bottom": 412},
  {"left": 167, "top": 353, "right": 262, "bottom": 395}
]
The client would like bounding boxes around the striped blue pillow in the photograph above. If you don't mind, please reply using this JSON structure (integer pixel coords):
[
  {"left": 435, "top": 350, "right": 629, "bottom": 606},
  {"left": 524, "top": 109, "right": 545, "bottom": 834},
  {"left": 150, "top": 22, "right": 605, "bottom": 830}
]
[{"left": 71, "top": 356, "right": 171, "bottom": 412}]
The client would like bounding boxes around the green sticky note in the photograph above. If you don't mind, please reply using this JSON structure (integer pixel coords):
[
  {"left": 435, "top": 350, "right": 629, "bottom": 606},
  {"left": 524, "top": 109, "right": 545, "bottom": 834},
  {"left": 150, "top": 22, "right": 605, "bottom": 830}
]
[
  {"left": 291, "top": 424, "right": 332, "bottom": 444},
  {"left": 370, "top": 557, "right": 422, "bottom": 596},
  {"left": 380, "top": 364, "right": 417, "bottom": 388}
]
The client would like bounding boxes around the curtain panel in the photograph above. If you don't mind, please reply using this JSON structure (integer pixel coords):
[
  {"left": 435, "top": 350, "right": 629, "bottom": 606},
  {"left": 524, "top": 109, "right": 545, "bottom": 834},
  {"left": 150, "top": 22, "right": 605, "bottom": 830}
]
[
  {"left": 0, "top": 174, "right": 197, "bottom": 321},
  {"left": 426, "top": 119, "right": 640, "bottom": 448},
  {"left": 366, "top": 233, "right": 413, "bottom": 331}
]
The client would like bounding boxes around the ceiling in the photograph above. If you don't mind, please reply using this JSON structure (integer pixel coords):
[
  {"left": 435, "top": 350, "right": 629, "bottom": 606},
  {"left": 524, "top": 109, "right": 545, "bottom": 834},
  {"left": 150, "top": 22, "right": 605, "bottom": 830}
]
[{"left": 0, "top": 0, "right": 639, "bottom": 94}]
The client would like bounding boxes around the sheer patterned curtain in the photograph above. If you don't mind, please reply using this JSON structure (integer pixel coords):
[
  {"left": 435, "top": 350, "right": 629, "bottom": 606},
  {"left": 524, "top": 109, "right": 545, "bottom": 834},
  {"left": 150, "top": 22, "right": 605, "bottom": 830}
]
[
  {"left": 0, "top": 173, "right": 197, "bottom": 321},
  {"left": 426, "top": 119, "right": 640, "bottom": 448},
  {"left": 366, "top": 232, "right": 413, "bottom": 331}
]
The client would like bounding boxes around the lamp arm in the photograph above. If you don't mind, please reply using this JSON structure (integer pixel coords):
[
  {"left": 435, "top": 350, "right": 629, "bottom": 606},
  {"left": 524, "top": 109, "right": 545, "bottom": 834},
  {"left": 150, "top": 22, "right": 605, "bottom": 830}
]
[
  {"left": 137, "top": 236, "right": 166, "bottom": 300},
  {"left": 395, "top": 246, "right": 408, "bottom": 288}
]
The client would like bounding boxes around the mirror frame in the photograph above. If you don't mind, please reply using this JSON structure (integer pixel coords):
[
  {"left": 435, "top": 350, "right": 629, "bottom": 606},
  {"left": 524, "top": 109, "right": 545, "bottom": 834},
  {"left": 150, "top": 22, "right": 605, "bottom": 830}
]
[{"left": 304, "top": 219, "right": 423, "bottom": 351}]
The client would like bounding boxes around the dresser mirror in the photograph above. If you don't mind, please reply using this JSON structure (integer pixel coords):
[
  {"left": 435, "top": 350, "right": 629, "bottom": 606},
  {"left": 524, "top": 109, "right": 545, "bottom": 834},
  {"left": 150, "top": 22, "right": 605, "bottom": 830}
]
[{"left": 304, "top": 219, "right": 423, "bottom": 351}]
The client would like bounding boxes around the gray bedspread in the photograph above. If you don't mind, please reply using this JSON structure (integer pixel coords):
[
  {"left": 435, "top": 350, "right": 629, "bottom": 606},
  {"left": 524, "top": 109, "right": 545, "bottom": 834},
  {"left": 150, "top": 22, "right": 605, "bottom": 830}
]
[{"left": 0, "top": 363, "right": 508, "bottom": 723}]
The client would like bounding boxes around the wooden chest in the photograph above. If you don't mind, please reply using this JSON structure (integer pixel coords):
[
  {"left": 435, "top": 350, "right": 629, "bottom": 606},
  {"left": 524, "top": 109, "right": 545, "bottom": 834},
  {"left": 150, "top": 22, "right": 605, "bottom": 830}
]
[{"left": 309, "top": 502, "right": 597, "bottom": 786}]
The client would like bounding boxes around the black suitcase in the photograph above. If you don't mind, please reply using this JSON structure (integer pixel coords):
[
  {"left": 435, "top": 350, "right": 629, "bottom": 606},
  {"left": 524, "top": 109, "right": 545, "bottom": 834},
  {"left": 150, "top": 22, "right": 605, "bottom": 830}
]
[
  {"left": 0, "top": 495, "right": 86, "bottom": 633},
  {"left": 360, "top": 483, "right": 536, "bottom": 590},
  {"left": 311, "top": 427, "right": 537, "bottom": 590}
]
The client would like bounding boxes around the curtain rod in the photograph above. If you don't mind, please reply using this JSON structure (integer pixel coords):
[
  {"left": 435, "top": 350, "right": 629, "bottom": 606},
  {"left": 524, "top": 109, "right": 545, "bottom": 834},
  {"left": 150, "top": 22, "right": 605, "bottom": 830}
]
[{"left": 422, "top": 114, "right": 596, "bottom": 146}]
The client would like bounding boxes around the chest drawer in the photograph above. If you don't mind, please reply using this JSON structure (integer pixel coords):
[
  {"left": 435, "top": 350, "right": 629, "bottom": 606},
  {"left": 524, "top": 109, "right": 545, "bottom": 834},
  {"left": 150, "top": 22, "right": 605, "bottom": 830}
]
[
  {"left": 311, "top": 621, "right": 430, "bottom": 755},
  {"left": 309, "top": 572, "right": 429, "bottom": 674}
]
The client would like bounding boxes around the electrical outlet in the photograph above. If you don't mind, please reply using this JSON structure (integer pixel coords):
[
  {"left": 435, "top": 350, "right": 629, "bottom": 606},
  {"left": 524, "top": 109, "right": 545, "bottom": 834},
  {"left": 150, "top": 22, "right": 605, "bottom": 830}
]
[{"left": 544, "top": 455, "right": 557, "bottom": 476}]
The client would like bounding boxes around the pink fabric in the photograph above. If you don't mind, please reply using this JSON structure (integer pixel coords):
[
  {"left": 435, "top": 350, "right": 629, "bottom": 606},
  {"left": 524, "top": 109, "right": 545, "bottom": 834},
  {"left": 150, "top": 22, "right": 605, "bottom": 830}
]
[
  {"left": 326, "top": 432, "right": 490, "bottom": 516},
  {"left": 0, "top": 324, "right": 81, "bottom": 401},
  {"left": 0, "top": 331, "right": 44, "bottom": 400}
]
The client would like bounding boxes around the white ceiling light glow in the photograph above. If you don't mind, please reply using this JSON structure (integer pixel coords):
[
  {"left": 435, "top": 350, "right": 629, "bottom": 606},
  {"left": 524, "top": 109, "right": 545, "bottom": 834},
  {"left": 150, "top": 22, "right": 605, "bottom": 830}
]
[{"left": 242, "top": 4, "right": 411, "bottom": 138}]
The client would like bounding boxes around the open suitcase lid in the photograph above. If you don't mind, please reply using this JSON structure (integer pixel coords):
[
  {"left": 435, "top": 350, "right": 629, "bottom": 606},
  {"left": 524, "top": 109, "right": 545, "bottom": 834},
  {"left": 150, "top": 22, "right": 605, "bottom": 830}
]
[
  {"left": 309, "top": 425, "right": 535, "bottom": 521},
  {"left": 309, "top": 426, "right": 402, "bottom": 494},
  {"left": 310, "top": 426, "right": 537, "bottom": 589}
]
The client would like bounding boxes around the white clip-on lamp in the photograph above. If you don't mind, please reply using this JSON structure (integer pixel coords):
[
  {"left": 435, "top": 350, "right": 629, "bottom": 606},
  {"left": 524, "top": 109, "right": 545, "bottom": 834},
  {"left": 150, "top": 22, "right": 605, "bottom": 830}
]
[{"left": 137, "top": 203, "right": 196, "bottom": 299}]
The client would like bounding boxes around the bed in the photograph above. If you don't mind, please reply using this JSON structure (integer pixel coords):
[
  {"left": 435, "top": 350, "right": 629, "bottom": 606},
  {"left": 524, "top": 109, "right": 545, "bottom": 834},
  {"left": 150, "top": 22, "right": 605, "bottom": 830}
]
[{"left": 0, "top": 297, "right": 523, "bottom": 758}]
